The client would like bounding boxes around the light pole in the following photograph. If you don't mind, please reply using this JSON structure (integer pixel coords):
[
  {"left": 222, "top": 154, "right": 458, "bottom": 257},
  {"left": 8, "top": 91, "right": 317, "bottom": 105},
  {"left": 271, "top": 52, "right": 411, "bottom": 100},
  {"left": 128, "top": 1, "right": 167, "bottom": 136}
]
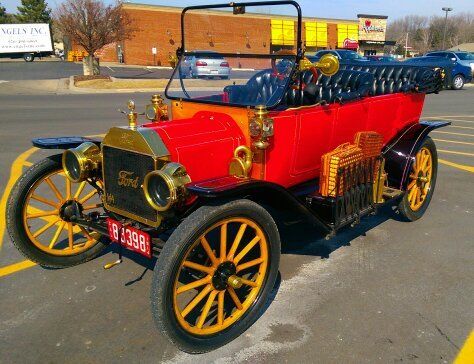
[{"left": 442, "top": 7, "right": 453, "bottom": 49}]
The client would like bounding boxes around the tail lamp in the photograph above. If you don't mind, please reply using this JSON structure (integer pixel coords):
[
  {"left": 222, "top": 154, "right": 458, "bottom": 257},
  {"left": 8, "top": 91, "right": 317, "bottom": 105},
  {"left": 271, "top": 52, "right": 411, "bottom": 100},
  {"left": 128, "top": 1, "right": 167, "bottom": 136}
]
[
  {"left": 220, "top": 61, "right": 229, "bottom": 67},
  {"left": 62, "top": 142, "right": 102, "bottom": 182},
  {"left": 195, "top": 61, "right": 207, "bottom": 67},
  {"left": 143, "top": 162, "right": 191, "bottom": 211}
]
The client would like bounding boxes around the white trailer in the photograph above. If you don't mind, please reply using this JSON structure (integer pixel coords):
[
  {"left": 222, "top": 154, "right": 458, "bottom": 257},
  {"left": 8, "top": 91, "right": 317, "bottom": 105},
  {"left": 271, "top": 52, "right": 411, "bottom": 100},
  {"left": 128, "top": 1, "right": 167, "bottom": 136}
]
[{"left": 0, "top": 23, "right": 53, "bottom": 62}]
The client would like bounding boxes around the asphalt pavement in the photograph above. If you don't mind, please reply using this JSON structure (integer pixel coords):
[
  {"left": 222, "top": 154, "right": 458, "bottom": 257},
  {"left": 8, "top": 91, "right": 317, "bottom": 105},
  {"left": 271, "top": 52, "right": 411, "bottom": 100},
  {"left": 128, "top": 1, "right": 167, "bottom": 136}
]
[{"left": 0, "top": 85, "right": 473, "bottom": 363}]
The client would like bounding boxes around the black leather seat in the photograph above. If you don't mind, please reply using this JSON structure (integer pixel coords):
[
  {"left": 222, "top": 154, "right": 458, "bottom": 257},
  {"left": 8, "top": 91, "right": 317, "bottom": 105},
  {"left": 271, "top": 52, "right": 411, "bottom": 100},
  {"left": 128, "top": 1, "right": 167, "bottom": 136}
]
[
  {"left": 340, "top": 63, "right": 443, "bottom": 95},
  {"left": 285, "top": 69, "right": 375, "bottom": 106},
  {"left": 224, "top": 69, "right": 287, "bottom": 105}
]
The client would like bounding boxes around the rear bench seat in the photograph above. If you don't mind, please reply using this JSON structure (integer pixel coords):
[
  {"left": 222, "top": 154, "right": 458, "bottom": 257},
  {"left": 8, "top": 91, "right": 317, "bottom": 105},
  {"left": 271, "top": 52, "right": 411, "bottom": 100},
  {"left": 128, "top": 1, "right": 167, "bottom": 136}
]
[{"left": 225, "top": 64, "right": 442, "bottom": 107}]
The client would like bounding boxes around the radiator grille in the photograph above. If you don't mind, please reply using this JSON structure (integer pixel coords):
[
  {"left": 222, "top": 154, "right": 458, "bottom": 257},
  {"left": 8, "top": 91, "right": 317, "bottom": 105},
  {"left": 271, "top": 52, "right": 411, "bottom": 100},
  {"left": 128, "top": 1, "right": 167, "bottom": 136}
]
[{"left": 102, "top": 146, "right": 157, "bottom": 222}]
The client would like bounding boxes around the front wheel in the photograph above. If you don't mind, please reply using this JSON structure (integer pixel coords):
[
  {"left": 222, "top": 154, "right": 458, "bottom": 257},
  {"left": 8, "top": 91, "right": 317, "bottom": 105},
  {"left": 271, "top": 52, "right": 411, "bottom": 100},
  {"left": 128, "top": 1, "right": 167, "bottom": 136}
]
[
  {"left": 398, "top": 137, "right": 438, "bottom": 221},
  {"left": 151, "top": 199, "right": 280, "bottom": 353},
  {"left": 452, "top": 74, "right": 465, "bottom": 90},
  {"left": 7, "top": 154, "right": 108, "bottom": 268}
]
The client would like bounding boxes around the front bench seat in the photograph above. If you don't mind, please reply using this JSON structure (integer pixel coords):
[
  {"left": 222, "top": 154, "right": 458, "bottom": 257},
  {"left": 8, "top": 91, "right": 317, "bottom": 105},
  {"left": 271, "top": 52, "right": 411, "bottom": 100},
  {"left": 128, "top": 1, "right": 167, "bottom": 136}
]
[{"left": 285, "top": 69, "right": 375, "bottom": 106}]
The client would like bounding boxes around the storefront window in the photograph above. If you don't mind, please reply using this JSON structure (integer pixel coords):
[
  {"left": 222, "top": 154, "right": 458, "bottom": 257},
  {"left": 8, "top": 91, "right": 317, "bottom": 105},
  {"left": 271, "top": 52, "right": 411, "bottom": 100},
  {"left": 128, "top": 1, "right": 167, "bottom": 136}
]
[
  {"left": 337, "top": 24, "right": 359, "bottom": 49},
  {"left": 305, "top": 22, "right": 327, "bottom": 48}
]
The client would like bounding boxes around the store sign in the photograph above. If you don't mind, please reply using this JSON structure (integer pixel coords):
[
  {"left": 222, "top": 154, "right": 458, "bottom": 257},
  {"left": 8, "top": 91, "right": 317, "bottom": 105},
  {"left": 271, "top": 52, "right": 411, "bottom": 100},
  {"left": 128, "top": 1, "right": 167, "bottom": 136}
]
[
  {"left": 358, "top": 17, "right": 387, "bottom": 42},
  {"left": 343, "top": 38, "right": 359, "bottom": 49}
]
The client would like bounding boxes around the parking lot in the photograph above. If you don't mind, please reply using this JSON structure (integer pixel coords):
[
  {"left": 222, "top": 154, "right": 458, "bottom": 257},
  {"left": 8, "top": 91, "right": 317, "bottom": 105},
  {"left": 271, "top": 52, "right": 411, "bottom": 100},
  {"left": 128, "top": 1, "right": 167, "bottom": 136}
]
[{"left": 0, "top": 75, "right": 473, "bottom": 362}]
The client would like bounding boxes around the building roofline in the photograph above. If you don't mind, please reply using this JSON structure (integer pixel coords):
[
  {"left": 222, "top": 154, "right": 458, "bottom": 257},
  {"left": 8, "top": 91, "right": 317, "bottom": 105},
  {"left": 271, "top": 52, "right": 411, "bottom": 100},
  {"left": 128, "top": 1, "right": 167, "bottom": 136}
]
[
  {"left": 122, "top": 2, "right": 357, "bottom": 24},
  {"left": 357, "top": 14, "right": 388, "bottom": 19}
]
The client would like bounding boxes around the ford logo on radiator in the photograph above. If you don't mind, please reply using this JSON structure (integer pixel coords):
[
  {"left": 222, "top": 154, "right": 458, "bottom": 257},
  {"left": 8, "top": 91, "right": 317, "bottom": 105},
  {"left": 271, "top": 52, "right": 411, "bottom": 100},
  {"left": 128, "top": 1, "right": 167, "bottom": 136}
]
[{"left": 117, "top": 170, "right": 140, "bottom": 188}]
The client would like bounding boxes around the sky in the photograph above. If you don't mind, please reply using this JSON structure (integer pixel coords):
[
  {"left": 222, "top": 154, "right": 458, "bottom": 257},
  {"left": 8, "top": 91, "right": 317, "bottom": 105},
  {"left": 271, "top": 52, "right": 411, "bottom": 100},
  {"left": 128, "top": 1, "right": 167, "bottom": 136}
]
[{"left": 2, "top": 0, "right": 473, "bottom": 20}]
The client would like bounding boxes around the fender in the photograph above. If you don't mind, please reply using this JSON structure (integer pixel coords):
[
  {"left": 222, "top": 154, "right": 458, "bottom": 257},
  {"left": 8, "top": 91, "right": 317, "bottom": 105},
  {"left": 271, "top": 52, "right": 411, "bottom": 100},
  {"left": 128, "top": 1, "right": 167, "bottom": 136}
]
[
  {"left": 187, "top": 176, "right": 331, "bottom": 233},
  {"left": 32, "top": 136, "right": 101, "bottom": 149},
  {"left": 382, "top": 120, "right": 450, "bottom": 190}
]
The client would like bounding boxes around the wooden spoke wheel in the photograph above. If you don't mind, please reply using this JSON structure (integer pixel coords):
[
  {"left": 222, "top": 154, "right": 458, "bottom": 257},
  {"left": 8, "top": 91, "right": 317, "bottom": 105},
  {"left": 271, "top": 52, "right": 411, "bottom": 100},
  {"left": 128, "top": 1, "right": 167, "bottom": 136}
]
[
  {"left": 151, "top": 200, "right": 280, "bottom": 353},
  {"left": 399, "top": 137, "right": 438, "bottom": 221},
  {"left": 7, "top": 154, "right": 108, "bottom": 268}
]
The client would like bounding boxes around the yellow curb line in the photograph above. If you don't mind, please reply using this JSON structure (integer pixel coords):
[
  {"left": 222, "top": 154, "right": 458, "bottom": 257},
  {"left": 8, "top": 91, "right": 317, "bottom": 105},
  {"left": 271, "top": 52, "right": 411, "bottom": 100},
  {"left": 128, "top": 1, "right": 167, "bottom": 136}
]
[
  {"left": 439, "top": 159, "right": 474, "bottom": 173},
  {"left": 0, "top": 259, "right": 37, "bottom": 278},
  {"left": 454, "top": 330, "right": 474, "bottom": 364},
  {"left": 0, "top": 147, "right": 38, "bottom": 251}
]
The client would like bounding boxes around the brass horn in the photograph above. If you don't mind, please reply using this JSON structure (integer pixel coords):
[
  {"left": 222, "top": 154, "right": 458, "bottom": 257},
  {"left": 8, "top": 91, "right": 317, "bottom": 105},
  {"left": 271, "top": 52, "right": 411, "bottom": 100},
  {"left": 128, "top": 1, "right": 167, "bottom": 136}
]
[{"left": 299, "top": 53, "right": 340, "bottom": 76}]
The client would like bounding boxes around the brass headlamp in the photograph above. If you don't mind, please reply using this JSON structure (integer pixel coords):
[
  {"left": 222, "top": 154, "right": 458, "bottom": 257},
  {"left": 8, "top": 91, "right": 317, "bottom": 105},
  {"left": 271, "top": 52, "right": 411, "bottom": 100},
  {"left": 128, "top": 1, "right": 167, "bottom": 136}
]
[
  {"left": 249, "top": 105, "right": 274, "bottom": 150},
  {"left": 62, "top": 142, "right": 102, "bottom": 182},
  {"left": 145, "top": 94, "right": 169, "bottom": 122},
  {"left": 143, "top": 162, "right": 191, "bottom": 211}
]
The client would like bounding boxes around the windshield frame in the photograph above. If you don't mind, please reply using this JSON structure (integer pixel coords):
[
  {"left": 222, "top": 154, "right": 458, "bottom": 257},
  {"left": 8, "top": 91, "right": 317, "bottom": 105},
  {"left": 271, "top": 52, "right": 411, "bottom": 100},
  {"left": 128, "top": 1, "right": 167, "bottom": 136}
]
[{"left": 164, "top": 1, "right": 303, "bottom": 110}]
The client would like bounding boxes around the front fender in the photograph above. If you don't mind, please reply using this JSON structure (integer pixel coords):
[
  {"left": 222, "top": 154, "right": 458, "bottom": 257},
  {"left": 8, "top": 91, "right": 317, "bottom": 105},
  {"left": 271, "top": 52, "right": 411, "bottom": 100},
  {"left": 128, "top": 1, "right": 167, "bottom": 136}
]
[
  {"left": 187, "top": 176, "right": 331, "bottom": 233},
  {"left": 382, "top": 120, "right": 450, "bottom": 190},
  {"left": 32, "top": 136, "right": 101, "bottom": 150}
]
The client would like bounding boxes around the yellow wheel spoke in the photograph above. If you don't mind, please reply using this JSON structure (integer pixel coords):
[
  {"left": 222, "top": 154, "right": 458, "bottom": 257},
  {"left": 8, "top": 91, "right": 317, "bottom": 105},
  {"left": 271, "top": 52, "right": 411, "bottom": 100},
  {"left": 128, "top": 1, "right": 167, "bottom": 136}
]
[
  {"left": 78, "top": 226, "right": 95, "bottom": 241},
  {"left": 74, "top": 181, "right": 87, "bottom": 199},
  {"left": 236, "top": 257, "right": 264, "bottom": 273},
  {"left": 200, "top": 237, "right": 219, "bottom": 267},
  {"left": 227, "top": 286, "right": 243, "bottom": 310},
  {"left": 407, "top": 179, "right": 416, "bottom": 190},
  {"left": 233, "top": 235, "right": 261, "bottom": 265},
  {"left": 181, "top": 284, "right": 213, "bottom": 318},
  {"left": 33, "top": 218, "right": 60, "bottom": 238},
  {"left": 217, "top": 290, "right": 225, "bottom": 326},
  {"left": 196, "top": 290, "right": 218, "bottom": 329},
  {"left": 67, "top": 223, "right": 74, "bottom": 249},
  {"left": 220, "top": 223, "right": 227, "bottom": 262},
  {"left": 227, "top": 223, "right": 247, "bottom": 261},
  {"left": 182, "top": 261, "right": 214, "bottom": 275},
  {"left": 26, "top": 209, "right": 58, "bottom": 219},
  {"left": 79, "top": 190, "right": 97, "bottom": 204},
  {"left": 239, "top": 277, "right": 258, "bottom": 287},
  {"left": 30, "top": 194, "right": 59, "bottom": 208},
  {"left": 66, "top": 178, "right": 72, "bottom": 199},
  {"left": 82, "top": 203, "right": 101, "bottom": 211},
  {"left": 45, "top": 177, "right": 63, "bottom": 202},
  {"left": 176, "top": 275, "right": 211, "bottom": 294},
  {"left": 49, "top": 221, "right": 66, "bottom": 248}
]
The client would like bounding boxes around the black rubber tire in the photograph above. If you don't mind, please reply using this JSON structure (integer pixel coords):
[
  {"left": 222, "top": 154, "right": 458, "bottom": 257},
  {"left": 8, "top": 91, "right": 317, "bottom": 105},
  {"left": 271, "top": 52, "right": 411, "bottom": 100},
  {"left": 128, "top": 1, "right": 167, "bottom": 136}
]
[
  {"left": 23, "top": 53, "right": 34, "bottom": 62},
  {"left": 398, "top": 137, "right": 438, "bottom": 222},
  {"left": 6, "top": 154, "right": 108, "bottom": 268},
  {"left": 150, "top": 199, "right": 281, "bottom": 353},
  {"left": 451, "top": 74, "right": 465, "bottom": 90}
]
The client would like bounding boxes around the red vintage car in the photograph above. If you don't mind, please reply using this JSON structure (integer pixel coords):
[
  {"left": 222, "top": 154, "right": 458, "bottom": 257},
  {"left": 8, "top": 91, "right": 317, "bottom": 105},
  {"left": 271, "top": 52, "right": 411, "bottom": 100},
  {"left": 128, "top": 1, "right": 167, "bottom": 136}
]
[{"left": 7, "top": 1, "right": 448, "bottom": 353}]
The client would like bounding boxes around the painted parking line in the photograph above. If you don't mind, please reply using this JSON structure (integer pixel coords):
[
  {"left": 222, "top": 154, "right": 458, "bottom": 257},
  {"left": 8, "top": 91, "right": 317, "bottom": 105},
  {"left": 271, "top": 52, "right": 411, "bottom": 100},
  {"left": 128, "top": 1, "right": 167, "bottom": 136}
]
[
  {"left": 438, "top": 149, "right": 474, "bottom": 157},
  {"left": 432, "top": 131, "right": 474, "bottom": 137},
  {"left": 454, "top": 330, "right": 474, "bottom": 364},
  {"left": 0, "top": 147, "right": 38, "bottom": 251},
  {"left": 433, "top": 138, "right": 474, "bottom": 146},
  {"left": 0, "top": 259, "right": 37, "bottom": 278},
  {"left": 439, "top": 159, "right": 474, "bottom": 173}
]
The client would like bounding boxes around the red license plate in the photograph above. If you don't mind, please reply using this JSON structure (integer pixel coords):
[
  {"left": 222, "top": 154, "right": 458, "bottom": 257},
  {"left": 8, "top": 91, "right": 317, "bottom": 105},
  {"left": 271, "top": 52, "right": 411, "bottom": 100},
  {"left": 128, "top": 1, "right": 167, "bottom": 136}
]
[{"left": 107, "top": 218, "right": 151, "bottom": 258}]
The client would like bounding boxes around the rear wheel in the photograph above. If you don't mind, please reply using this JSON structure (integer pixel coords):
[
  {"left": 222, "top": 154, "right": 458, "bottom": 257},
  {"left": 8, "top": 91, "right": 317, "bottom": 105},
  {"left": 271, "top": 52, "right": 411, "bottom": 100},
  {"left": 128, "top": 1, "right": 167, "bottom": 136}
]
[
  {"left": 398, "top": 137, "right": 438, "bottom": 221},
  {"left": 151, "top": 199, "right": 280, "bottom": 353},
  {"left": 23, "top": 53, "right": 34, "bottom": 62},
  {"left": 7, "top": 154, "right": 107, "bottom": 268}
]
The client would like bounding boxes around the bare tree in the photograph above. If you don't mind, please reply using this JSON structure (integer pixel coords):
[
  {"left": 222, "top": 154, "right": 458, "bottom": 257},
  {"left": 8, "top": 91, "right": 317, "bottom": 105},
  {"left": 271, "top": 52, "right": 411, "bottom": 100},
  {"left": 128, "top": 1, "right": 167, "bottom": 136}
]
[{"left": 55, "top": 0, "right": 134, "bottom": 75}]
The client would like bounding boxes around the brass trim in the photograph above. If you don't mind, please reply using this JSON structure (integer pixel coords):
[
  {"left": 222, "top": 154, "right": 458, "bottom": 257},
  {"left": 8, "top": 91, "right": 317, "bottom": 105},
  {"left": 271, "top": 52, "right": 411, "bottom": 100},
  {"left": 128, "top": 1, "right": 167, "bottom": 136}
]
[
  {"left": 299, "top": 53, "right": 339, "bottom": 76},
  {"left": 62, "top": 142, "right": 102, "bottom": 182},
  {"left": 229, "top": 145, "right": 253, "bottom": 178}
]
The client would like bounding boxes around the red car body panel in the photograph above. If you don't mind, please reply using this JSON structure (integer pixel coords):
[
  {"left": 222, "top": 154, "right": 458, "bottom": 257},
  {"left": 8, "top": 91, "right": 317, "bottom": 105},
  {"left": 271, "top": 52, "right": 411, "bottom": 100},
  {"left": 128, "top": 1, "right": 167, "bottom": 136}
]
[
  {"left": 144, "top": 92, "right": 425, "bottom": 189},
  {"left": 143, "top": 110, "right": 245, "bottom": 182}
]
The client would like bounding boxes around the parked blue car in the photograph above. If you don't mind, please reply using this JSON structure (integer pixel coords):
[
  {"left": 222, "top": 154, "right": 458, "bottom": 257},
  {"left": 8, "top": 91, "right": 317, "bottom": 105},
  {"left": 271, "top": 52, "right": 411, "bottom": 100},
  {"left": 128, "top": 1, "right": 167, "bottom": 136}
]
[{"left": 405, "top": 55, "right": 472, "bottom": 90}]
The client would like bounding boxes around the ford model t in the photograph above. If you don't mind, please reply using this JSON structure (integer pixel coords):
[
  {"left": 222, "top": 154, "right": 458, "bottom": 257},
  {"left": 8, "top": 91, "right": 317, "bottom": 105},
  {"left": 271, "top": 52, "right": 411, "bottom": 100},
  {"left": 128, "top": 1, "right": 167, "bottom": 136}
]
[{"left": 7, "top": 1, "right": 448, "bottom": 353}]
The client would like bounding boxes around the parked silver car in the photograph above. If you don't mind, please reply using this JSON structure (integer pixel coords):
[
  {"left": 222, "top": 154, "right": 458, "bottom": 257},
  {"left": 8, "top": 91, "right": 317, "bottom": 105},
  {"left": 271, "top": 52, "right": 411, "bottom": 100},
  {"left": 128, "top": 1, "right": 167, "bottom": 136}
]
[{"left": 180, "top": 51, "right": 231, "bottom": 79}]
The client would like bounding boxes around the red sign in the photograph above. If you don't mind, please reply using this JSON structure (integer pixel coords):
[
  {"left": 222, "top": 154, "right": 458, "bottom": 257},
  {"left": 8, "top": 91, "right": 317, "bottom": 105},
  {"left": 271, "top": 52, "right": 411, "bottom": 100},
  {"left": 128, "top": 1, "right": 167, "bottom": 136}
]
[
  {"left": 343, "top": 38, "right": 359, "bottom": 49},
  {"left": 107, "top": 218, "right": 152, "bottom": 258}
]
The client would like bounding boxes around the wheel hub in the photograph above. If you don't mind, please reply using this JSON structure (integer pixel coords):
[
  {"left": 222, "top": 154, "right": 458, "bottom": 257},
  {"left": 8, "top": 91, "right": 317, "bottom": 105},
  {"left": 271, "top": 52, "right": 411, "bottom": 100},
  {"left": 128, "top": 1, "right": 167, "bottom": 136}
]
[
  {"left": 59, "top": 200, "right": 83, "bottom": 222},
  {"left": 212, "top": 261, "right": 237, "bottom": 291}
]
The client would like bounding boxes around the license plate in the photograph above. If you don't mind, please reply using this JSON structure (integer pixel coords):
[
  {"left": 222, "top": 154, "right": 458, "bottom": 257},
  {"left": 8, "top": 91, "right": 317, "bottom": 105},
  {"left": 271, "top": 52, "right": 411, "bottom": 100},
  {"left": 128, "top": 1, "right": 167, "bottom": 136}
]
[
  {"left": 211, "top": 69, "right": 218, "bottom": 74},
  {"left": 107, "top": 218, "right": 151, "bottom": 258}
]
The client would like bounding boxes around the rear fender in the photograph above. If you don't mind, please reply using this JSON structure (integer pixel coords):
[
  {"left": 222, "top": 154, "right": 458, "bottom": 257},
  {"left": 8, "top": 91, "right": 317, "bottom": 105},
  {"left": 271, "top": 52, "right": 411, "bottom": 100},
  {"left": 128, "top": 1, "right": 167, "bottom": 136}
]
[
  {"left": 32, "top": 137, "right": 101, "bottom": 149},
  {"left": 382, "top": 120, "right": 450, "bottom": 190},
  {"left": 187, "top": 176, "right": 331, "bottom": 233}
]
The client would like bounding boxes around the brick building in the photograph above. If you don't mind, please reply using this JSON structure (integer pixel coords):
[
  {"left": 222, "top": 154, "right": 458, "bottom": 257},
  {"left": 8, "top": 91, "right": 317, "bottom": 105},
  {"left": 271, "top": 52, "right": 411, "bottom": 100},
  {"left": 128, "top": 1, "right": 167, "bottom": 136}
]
[{"left": 85, "top": 3, "right": 389, "bottom": 67}]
